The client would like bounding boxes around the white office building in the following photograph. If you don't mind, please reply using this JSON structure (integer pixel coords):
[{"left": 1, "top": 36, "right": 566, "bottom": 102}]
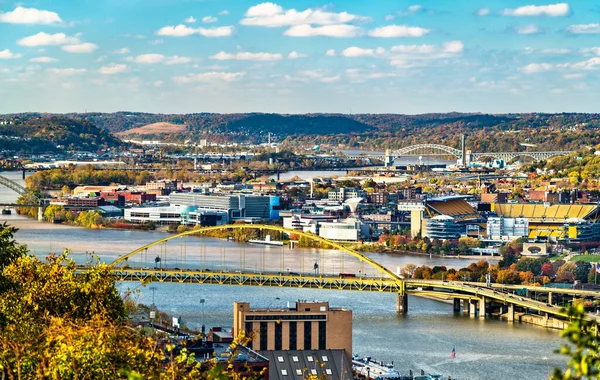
[
  {"left": 124, "top": 205, "right": 227, "bottom": 226},
  {"left": 487, "top": 217, "right": 529, "bottom": 241}
]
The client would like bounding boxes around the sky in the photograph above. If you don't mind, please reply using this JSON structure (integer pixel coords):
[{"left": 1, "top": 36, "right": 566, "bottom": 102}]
[{"left": 1, "top": 1, "right": 600, "bottom": 114}]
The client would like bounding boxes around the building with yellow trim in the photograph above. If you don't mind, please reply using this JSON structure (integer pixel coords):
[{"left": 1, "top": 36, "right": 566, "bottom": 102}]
[{"left": 492, "top": 203, "right": 600, "bottom": 242}]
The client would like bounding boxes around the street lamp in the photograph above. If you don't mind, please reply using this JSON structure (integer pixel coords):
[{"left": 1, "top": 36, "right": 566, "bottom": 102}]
[{"left": 267, "top": 297, "right": 281, "bottom": 309}]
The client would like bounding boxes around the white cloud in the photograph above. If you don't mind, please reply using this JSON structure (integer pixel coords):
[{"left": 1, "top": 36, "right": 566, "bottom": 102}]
[
  {"left": 397, "top": 5, "right": 424, "bottom": 15},
  {"left": 284, "top": 24, "right": 363, "bottom": 37},
  {"left": 325, "top": 49, "right": 336, "bottom": 56},
  {"left": 0, "top": 49, "right": 22, "bottom": 59},
  {"left": 516, "top": 24, "right": 541, "bottom": 34},
  {"left": 46, "top": 68, "right": 87, "bottom": 75},
  {"left": 198, "top": 26, "right": 233, "bottom": 37},
  {"left": 128, "top": 53, "right": 165, "bottom": 64},
  {"left": 97, "top": 55, "right": 107, "bottom": 62},
  {"left": 165, "top": 56, "right": 192, "bottom": 64},
  {"left": 345, "top": 68, "right": 396, "bottom": 82},
  {"left": 565, "top": 57, "right": 600, "bottom": 70},
  {"left": 157, "top": 24, "right": 233, "bottom": 37},
  {"left": 390, "top": 44, "right": 436, "bottom": 54},
  {"left": 149, "top": 39, "right": 164, "bottom": 45},
  {"left": 18, "top": 32, "right": 79, "bottom": 47},
  {"left": 172, "top": 71, "right": 246, "bottom": 84},
  {"left": 320, "top": 75, "right": 340, "bottom": 83},
  {"left": 219, "top": 10, "right": 229, "bottom": 16},
  {"left": 476, "top": 8, "right": 490, "bottom": 16},
  {"left": 153, "top": 80, "right": 164, "bottom": 87},
  {"left": 563, "top": 73, "right": 584, "bottom": 79},
  {"left": 185, "top": 16, "right": 197, "bottom": 23},
  {"left": 540, "top": 48, "right": 570, "bottom": 54},
  {"left": 113, "top": 48, "right": 130, "bottom": 54},
  {"left": 241, "top": 2, "right": 369, "bottom": 27},
  {"left": 0, "top": 6, "right": 62, "bottom": 24},
  {"left": 442, "top": 41, "right": 464, "bottom": 53},
  {"left": 368, "top": 25, "right": 430, "bottom": 38},
  {"left": 385, "top": 15, "right": 395, "bottom": 21},
  {"left": 341, "top": 46, "right": 385, "bottom": 57},
  {"left": 202, "top": 16, "right": 217, "bottom": 23},
  {"left": 62, "top": 43, "right": 98, "bottom": 53},
  {"left": 521, "top": 63, "right": 554, "bottom": 73},
  {"left": 288, "top": 51, "right": 308, "bottom": 59},
  {"left": 502, "top": 3, "right": 569, "bottom": 17},
  {"left": 98, "top": 63, "right": 128, "bottom": 74},
  {"left": 29, "top": 56, "right": 57, "bottom": 63},
  {"left": 566, "top": 24, "right": 600, "bottom": 34},
  {"left": 210, "top": 51, "right": 283, "bottom": 61}
]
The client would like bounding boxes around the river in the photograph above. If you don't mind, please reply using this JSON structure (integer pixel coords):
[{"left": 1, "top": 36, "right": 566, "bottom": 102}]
[{"left": 0, "top": 172, "right": 565, "bottom": 379}]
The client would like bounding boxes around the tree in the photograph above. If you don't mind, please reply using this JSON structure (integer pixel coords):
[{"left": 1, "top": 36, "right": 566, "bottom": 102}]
[
  {"left": 542, "top": 263, "right": 556, "bottom": 278},
  {"left": 400, "top": 264, "right": 417, "bottom": 278},
  {"left": 496, "top": 269, "right": 521, "bottom": 284},
  {"left": 43, "top": 204, "right": 66, "bottom": 222},
  {"left": 553, "top": 305, "right": 600, "bottom": 379}
]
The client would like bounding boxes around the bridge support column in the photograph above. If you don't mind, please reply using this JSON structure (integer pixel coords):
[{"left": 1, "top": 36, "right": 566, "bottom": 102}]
[
  {"left": 396, "top": 293, "right": 408, "bottom": 314},
  {"left": 507, "top": 303, "right": 514, "bottom": 323},
  {"left": 548, "top": 292, "right": 553, "bottom": 305},
  {"left": 37, "top": 206, "right": 43, "bottom": 222},
  {"left": 469, "top": 301, "right": 476, "bottom": 318},
  {"left": 463, "top": 299, "right": 469, "bottom": 315},
  {"left": 453, "top": 298, "right": 461, "bottom": 313},
  {"left": 479, "top": 296, "right": 486, "bottom": 319}
]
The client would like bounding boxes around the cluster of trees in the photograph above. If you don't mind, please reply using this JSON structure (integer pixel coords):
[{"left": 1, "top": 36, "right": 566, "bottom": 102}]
[
  {"left": 399, "top": 245, "right": 596, "bottom": 286},
  {"left": 374, "top": 234, "right": 483, "bottom": 255},
  {"left": 0, "top": 116, "right": 121, "bottom": 153}
]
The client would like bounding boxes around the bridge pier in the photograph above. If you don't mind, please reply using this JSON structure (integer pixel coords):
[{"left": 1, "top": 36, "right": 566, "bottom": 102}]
[
  {"left": 453, "top": 298, "right": 461, "bottom": 313},
  {"left": 507, "top": 303, "right": 514, "bottom": 323},
  {"left": 462, "top": 299, "right": 469, "bottom": 315},
  {"left": 548, "top": 292, "right": 553, "bottom": 305},
  {"left": 479, "top": 296, "right": 486, "bottom": 319},
  {"left": 396, "top": 293, "right": 408, "bottom": 314},
  {"left": 469, "top": 301, "right": 477, "bottom": 318}
]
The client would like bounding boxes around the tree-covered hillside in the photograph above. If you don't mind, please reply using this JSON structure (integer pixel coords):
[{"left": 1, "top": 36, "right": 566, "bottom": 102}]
[{"left": 0, "top": 115, "right": 122, "bottom": 153}]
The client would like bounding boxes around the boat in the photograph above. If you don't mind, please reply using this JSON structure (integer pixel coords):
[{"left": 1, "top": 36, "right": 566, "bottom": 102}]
[
  {"left": 2, "top": 209, "right": 11, "bottom": 215},
  {"left": 248, "top": 234, "right": 284, "bottom": 246},
  {"left": 352, "top": 354, "right": 402, "bottom": 380}
]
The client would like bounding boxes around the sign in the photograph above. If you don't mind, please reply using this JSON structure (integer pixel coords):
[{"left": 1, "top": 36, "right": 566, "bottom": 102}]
[
  {"left": 172, "top": 317, "right": 180, "bottom": 328},
  {"left": 149, "top": 311, "right": 156, "bottom": 319}
]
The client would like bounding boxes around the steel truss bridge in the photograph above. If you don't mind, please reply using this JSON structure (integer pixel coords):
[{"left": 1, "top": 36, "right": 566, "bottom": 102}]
[
  {"left": 343, "top": 144, "right": 571, "bottom": 164},
  {"left": 102, "top": 224, "right": 600, "bottom": 324}
]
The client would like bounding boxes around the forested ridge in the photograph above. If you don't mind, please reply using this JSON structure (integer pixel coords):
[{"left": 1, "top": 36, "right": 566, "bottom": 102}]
[{"left": 2, "top": 112, "right": 600, "bottom": 153}]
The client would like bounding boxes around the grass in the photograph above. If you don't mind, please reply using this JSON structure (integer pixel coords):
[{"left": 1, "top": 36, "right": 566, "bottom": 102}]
[{"left": 569, "top": 254, "right": 600, "bottom": 263}]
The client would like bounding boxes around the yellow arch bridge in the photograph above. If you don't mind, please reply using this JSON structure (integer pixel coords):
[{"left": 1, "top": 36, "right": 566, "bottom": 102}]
[{"left": 105, "top": 224, "right": 600, "bottom": 325}]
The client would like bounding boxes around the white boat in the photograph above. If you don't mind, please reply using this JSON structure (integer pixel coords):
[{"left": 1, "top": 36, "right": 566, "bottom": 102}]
[
  {"left": 248, "top": 234, "right": 284, "bottom": 246},
  {"left": 352, "top": 355, "right": 402, "bottom": 380}
]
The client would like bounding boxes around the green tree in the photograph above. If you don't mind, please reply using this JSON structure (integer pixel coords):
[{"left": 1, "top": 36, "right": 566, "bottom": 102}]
[{"left": 43, "top": 204, "right": 66, "bottom": 222}]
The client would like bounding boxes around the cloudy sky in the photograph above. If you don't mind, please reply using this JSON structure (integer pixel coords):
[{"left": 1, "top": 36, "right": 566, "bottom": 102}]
[{"left": 1, "top": 1, "right": 600, "bottom": 114}]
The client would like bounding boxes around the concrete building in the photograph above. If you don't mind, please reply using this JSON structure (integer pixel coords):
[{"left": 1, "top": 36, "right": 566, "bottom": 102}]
[
  {"left": 124, "top": 205, "right": 227, "bottom": 226},
  {"left": 328, "top": 187, "right": 367, "bottom": 202},
  {"left": 260, "top": 350, "right": 352, "bottom": 380},
  {"left": 425, "top": 215, "right": 462, "bottom": 240},
  {"left": 233, "top": 301, "right": 352, "bottom": 361},
  {"left": 487, "top": 217, "right": 529, "bottom": 241},
  {"left": 282, "top": 215, "right": 368, "bottom": 241},
  {"left": 169, "top": 193, "right": 279, "bottom": 222}
]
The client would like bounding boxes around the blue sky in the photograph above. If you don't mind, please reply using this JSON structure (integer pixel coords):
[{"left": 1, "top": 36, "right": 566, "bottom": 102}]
[{"left": 1, "top": 1, "right": 600, "bottom": 114}]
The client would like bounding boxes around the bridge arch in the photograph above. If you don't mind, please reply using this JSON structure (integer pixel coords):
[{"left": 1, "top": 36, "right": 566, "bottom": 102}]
[
  {"left": 110, "top": 224, "right": 403, "bottom": 282},
  {"left": 392, "top": 144, "right": 461, "bottom": 158}
]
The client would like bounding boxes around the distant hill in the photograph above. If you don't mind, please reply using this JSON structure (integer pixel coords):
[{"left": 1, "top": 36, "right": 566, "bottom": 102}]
[
  {"left": 116, "top": 122, "right": 186, "bottom": 136},
  {"left": 0, "top": 115, "right": 122, "bottom": 153},
  {"left": 4, "top": 111, "right": 600, "bottom": 153}
]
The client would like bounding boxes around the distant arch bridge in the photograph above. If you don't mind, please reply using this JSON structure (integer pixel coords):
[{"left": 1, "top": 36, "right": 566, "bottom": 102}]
[{"left": 343, "top": 144, "right": 572, "bottom": 164}]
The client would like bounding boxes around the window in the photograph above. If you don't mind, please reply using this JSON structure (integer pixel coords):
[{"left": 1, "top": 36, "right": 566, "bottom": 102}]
[
  {"left": 275, "top": 321, "right": 282, "bottom": 350},
  {"left": 320, "top": 306, "right": 326, "bottom": 311},
  {"left": 304, "top": 322, "right": 312, "bottom": 349},
  {"left": 321, "top": 356, "right": 328, "bottom": 362},
  {"left": 311, "top": 369, "right": 317, "bottom": 375},
  {"left": 259, "top": 322, "right": 268, "bottom": 351},
  {"left": 289, "top": 321, "right": 297, "bottom": 350},
  {"left": 295, "top": 369, "right": 302, "bottom": 376},
  {"left": 318, "top": 321, "right": 326, "bottom": 350},
  {"left": 292, "top": 356, "right": 299, "bottom": 362},
  {"left": 325, "top": 369, "right": 332, "bottom": 375},
  {"left": 277, "top": 356, "right": 284, "bottom": 363},
  {"left": 281, "top": 369, "right": 288, "bottom": 376},
  {"left": 307, "top": 356, "right": 313, "bottom": 362}
]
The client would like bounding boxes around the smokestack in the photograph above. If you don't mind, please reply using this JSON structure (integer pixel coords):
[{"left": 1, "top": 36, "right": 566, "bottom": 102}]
[{"left": 461, "top": 134, "right": 466, "bottom": 167}]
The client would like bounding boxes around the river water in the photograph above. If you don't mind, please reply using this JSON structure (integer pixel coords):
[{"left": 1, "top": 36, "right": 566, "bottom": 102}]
[{"left": 0, "top": 172, "right": 564, "bottom": 379}]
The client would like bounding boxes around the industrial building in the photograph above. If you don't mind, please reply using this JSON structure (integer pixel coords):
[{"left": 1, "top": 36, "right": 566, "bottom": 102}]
[
  {"left": 124, "top": 205, "right": 227, "bottom": 226},
  {"left": 492, "top": 203, "right": 600, "bottom": 242},
  {"left": 233, "top": 301, "right": 352, "bottom": 361},
  {"left": 486, "top": 217, "right": 529, "bottom": 241},
  {"left": 169, "top": 192, "right": 279, "bottom": 222}
]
